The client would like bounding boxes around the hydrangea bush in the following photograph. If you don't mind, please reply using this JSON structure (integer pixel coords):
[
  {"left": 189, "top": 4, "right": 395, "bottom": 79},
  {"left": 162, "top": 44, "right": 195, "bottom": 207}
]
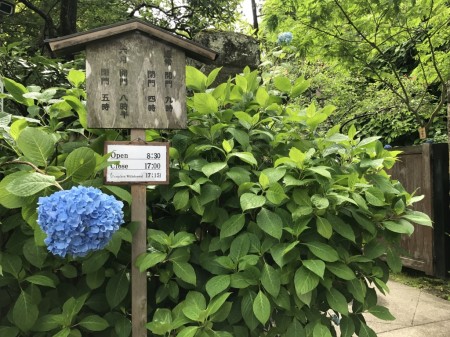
[
  {"left": 37, "top": 186, "right": 124, "bottom": 257},
  {"left": 277, "top": 31, "right": 293, "bottom": 45}
]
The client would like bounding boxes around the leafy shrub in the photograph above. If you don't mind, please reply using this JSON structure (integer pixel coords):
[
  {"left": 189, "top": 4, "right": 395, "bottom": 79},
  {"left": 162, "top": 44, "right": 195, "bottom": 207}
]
[
  {"left": 0, "top": 66, "right": 431, "bottom": 337},
  {"left": 141, "top": 66, "right": 431, "bottom": 337}
]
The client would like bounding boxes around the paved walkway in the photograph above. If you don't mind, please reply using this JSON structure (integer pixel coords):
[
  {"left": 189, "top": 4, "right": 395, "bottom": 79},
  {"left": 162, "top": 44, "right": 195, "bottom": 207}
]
[{"left": 365, "top": 280, "right": 450, "bottom": 337}]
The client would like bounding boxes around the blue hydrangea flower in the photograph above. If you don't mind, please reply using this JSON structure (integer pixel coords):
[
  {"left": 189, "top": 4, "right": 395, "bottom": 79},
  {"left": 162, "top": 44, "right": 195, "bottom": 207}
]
[
  {"left": 37, "top": 186, "right": 124, "bottom": 258},
  {"left": 277, "top": 32, "right": 293, "bottom": 45}
]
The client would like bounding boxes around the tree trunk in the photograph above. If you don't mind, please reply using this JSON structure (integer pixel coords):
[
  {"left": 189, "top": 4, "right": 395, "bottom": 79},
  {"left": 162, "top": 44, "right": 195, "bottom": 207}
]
[
  {"left": 251, "top": 0, "right": 259, "bottom": 33},
  {"left": 59, "top": 0, "right": 78, "bottom": 36}
]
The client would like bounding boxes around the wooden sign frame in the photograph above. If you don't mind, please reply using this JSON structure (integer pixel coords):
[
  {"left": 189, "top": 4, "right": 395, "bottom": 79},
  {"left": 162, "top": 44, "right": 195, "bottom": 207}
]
[{"left": 104, "top": 141, "right": 170, "bottom": 185}]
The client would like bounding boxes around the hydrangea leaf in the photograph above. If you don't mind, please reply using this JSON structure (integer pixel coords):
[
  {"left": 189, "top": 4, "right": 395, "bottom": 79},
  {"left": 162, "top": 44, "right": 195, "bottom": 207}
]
[
  {"left": 220, "top": 214, "right": 245, "bottom": 239},
  {"left": 16, "top": 127, "right": 55, "bottom": 167},
  {"left": 13, "top": 290, "right": 39, "bottom": 332},
  {"left": 253, "top": 291, "right": 270, "bottom": 325},
  {"left": 256, "top": 208, "right": 283, "bottom": 239},
  {"left": 65, "top": 147, "right": 96, "bottom": 182},
  {"left": 78, "top": 315, "right": 109, "bottom": 331},
  {"left": 326, "top": 288, "right": 349, "bottom": 316},
  {"left": 173, "top": 261, "right": 196, "bottom": 285},
  {"left": 206, "top": 275, "right": 231, "bottom": 298},
  {"left": 7, "top": 172, "right": 56, "bottom": 197},
  {"left": 240, "top": 193, "right": 266, "bottom": 212},
  {"left": 106, "top": 269, "right": 129, "bottom": 308},
  {"left": 303, "top": 242, "right": 339, "bottom": 262}
]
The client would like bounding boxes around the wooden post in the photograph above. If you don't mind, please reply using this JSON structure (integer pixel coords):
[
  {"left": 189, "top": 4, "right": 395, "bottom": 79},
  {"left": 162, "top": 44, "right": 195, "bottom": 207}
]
[{"left": 131, "top": 129, "right": 147, "bottom": 337}]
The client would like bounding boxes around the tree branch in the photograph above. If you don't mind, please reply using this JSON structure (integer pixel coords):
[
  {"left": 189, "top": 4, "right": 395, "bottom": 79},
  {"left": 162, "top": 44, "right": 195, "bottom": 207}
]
[{"left": 18, "top": 0, "right": 57, "bottom": 37}]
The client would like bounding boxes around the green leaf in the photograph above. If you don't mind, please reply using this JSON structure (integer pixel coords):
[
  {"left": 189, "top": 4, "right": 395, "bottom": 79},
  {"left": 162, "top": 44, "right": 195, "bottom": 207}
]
[
  {"left": 294, "top": 266, "right": 319, "bottom": 296},
  {"left": 266, "top": 183, "right": 288, "bottom": 205},
  {"left": 291, "top": 78, "right": 310, "bottom": 97},
  {"left": 146, "top": 309, "right": 172, "bottom": 335},
  {"left": 136, "top": 251, "right": 167, "bottom": 272},
  {"left": 25, "top": 274, "right": 56, "bottom": 288},
  {"left": 253, "top": 290, "right": 270, "bottom": 325},
  {"left": 273, "top": 76, "right": 292, "bottom": 93},
  {"left": 206, "top": 67, "right": 222, "bottom": 87},
  {"left": 206, "top": 275, "right": 231, "bottom": 298},
  {"left": 313, "top": 323, "right": 332, "bottom": 337},
  {"left": 339, "top": 316, "right": 355, "bottom": 337},
  {"left": 2, "top": 253, "right": 22, "bottom": 278},
  {"left": 261, "top": 263, "right": 281, "bottom": 297},
  {"left": 386, "top": 247, "right": 402, "bottom": 273},
  {"left": 23, "top": 238, "right": 47, "bottom": 268},
  {"left": 16, "top": 127, "right": 55, "bottom": 167},
  {"left": 327, "top": 214, "right": 356, "bottom": 242},
  {"left": 0, "top": 326, "right": 19, "bottom": 337},
  {"left": 240, "top": 193, "right": 266, "bottom": 212},
  {"left": 199, "top": 184, "right": 222, "bottom": 205},
  {"left": 193, "top": 93, "right": 218, "bottom": 114},
  {"left": 106, "top": 269, "right": 129, "bottom": 308},
  {"left": 316, "top": 217, "right": 332, "bottom": 239},
  {"left": 365, "top": 188, "right": 385, "bottom": 206},
  {"left": 402, "top": 211, "right": 432, "bottom": 226},
  {"left": 311, "top": 195, "right": 329, "bottom": 209},
  {"left": 256, "top": 208, "right": 283, "bottom": 239},
  {"left": 103, "top": 185, "right": 132, "bottom": 205},
  {"left": 3, "top": 77, "right": 34, "bottom": 106},
  {"left": 186, "top": 65, "right": 207, "bottom": 92},
  {"left": 7, "top": 172, "right": 56, "bottom": 197},
  {"left": 220, "top": 214, "right": 246, "bottom": 239},
  {"left": 12, "top": 290, "right": 39, "bottom": 332},
  {"left": 201, "top": 162, "right": 228, "bottom": 177},
  {"left": 78, "top": 315, "right": 109, "bottom": 331},
  {"left": 383, "top": 219, "right": 414, "bottom": 235},
  {"left": 65, "top": 147, "right": 96, "bottom": 182},
  {"left": 326, "top": 262, "right": 356, "bottom": 280},
  {"left": 82, "top": 250, "right": 110, "bottom": 274},
  {"left": 307, "top": 166, "right": 332, "bottom": 179},
  {"left": 358, "top": 322, "right": 377, "bottom": 337},
  {"left": 173, "top": 261, "right": 196, "bottom": 285},
  {"left": 326, "top": 288, "right": 349, "bottom": 316},
  {"left": 64, "top": 96, "right": 87, "bottom": 128},
  {"left": 241, "top": 291, "right": 259, "bottom": 330},
  {"left": 207, "top": 292, "right": 231, "bottom": 316},
  {"left": 0, "top": 172, "right": 32, "bottom": 208},
  {"left": 67, "top": 69, "right": 85, "bottom": 88},
  {"left": 177, "top": 326, "right": 199, "bottom": 337},
  {"left": 227, "top": 152, "right": 257, "bottom": 166},
  {"left": 368, "top": 305, "right": 395, "bottom": 320},
  {"left": 302, "top": 259, "right": 326, "bottom": 279},
  {"left": 347, "top": 279, "right": 367, "bottom": 303},
  {"left": 173, "top": 189, "right": 190, "bottom": 210},
  {"left": 53, "top": 328, "right": 71, "bottom": 337},
  {"left": 303, "top": 242, "right": 339, "bottom": 262},
  {"left": 86, "top": 269, "right": 105, "bottom": 289}
]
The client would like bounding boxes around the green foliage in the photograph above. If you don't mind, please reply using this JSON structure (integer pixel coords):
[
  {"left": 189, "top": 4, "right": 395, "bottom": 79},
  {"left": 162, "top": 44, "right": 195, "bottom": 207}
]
[
  {"left": 260, "top": 0, "right": 449, "bottom": 145},
  {"left": 139, "top": 67, "right": 430, "bottom": 337},
  {"left": 0, "top": 70, "right": 134, "bottom": 337},
  {"left": 0, "top": 65, "right": 432, "bottom": 337}
]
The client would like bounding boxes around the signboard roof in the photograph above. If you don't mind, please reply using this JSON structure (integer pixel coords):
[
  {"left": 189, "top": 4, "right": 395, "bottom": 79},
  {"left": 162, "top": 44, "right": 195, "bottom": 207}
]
[{"left": 45, "top": 18, "right": 218, "bottom": 62}]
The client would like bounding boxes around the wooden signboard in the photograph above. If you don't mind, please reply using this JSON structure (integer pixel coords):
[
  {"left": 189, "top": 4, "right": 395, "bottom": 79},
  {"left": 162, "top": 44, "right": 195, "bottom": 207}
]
[
  {"left": 104, "top": 141, "right": 169, "bottom": 185},
  {"left": 45, "top": 19, "right": 217, "bottom": 337},
  {"left": 87, "top": 32, "right": 186, "bottom": 129}
]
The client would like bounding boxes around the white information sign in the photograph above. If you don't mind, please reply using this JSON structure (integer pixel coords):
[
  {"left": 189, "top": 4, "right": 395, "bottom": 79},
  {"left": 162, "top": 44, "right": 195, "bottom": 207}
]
[{"left": 104, "top": 142, "right": 169, "bottom": 184}]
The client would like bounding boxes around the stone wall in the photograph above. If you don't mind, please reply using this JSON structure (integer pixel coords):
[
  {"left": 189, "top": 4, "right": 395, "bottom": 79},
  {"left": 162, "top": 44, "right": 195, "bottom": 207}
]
[{"left": 189, "top": 31, "right": 260, "bottom": 85}]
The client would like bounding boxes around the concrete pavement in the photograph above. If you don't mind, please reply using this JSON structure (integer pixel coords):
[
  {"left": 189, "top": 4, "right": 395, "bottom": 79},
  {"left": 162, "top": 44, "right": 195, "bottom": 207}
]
[{"left": 365, "top": 280, "right": 450, "bottom": 337}]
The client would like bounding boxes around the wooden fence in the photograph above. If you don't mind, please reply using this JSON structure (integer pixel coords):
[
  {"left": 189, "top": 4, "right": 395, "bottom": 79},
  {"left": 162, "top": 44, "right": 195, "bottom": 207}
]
[{"left": 389, "top": 143, "right": 449, "bottom": 278}]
